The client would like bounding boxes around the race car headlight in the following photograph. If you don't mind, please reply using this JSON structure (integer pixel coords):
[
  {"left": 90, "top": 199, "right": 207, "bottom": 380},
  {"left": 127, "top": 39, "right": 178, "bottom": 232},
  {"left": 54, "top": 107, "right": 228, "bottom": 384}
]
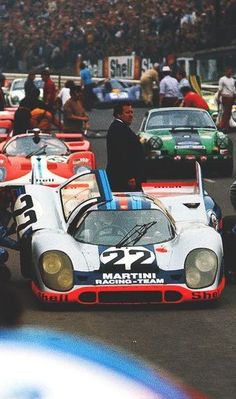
[
  {"left": 39, "top": 250, "right": 73, "bottom": 291},
  {"left": 185, "top": 249, "right": 217, "bottom": 288},
  {"left": 73, "top": 165, "right": 91, "bottom": 175},
  {"left": 0, "top": 167, "right": 6, "bottom": 181},
  {"left": 148, "top": 136, "right": 163, "bottom": 150},
  {"left": 216, "top": 135, "right": 228, "bottom": 149}
]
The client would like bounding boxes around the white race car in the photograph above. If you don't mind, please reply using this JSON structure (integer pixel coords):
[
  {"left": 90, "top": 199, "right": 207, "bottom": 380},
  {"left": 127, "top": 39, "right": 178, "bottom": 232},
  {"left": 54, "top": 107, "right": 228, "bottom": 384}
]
[
  {"left": 13, "top": 163, "right": 225, "bottom": 306},
  {"left": 6, "top": 78, "right": 44, "bottom": 107}
]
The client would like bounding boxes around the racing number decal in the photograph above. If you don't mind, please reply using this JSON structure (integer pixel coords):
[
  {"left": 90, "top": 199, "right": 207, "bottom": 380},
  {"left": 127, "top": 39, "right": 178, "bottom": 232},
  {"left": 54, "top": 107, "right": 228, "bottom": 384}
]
[
  {"left": 129, "top": 249, "right": 153, "bottom": 266},
  {"left": 14, "top": 194, "right": 37, "bottom": 233},
  {"left": 100, "top": 248, "right": 155, "bottom": 270},
  {"left": 101, "top": 249, "right": 124, "bottom": 266}
]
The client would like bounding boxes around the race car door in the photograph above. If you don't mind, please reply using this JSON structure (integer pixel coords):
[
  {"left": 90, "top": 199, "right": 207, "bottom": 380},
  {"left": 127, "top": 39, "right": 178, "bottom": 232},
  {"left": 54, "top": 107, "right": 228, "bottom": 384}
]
[
  {"left": 59, "top": 169, "right": 113, "bottom": 223},
  {"left": 14, "top": 169, "right": 113, "bottom": 239}
]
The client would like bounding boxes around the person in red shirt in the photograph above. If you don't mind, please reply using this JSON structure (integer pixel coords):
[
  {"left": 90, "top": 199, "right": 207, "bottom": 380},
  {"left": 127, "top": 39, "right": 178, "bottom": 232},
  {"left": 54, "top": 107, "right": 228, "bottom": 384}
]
[
  {"left": 41, "top": 69, "right": 57, "bottom": 113},
  {"left": 180, "top": 86, "right": 209, "bottom": 111}
]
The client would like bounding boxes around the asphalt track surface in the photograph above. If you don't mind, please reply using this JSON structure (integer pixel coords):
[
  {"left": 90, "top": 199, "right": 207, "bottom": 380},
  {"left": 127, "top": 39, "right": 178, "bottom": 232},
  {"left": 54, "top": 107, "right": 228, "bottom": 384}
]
[{"left": 7, "top": 107, "right": 236, "bottom": 399}]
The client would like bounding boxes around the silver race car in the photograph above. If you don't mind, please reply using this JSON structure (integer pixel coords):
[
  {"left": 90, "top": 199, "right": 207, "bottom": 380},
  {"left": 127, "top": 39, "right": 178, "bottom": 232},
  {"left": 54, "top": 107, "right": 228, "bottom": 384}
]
[{"left": 14, "top": 164, "right": 225, "bottom": 306}]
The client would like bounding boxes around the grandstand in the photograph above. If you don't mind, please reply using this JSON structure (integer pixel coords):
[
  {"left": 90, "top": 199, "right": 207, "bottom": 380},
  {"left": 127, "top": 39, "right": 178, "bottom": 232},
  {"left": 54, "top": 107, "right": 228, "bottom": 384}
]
[{"left": 0, "top": 0, "right": 236, "bottom": 75}]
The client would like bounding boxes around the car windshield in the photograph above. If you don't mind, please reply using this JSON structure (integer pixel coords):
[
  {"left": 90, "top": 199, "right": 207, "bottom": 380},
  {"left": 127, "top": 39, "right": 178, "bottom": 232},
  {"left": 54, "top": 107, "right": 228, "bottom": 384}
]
[
  {"left": 146, "top": 110, "right": 216, "bottom": 130},
  {"left": 110, "top": 80, "right": 125, "bottom": 90},
  {"left": 73, "top": 209, "right": 174, "bottom": 246},
  {"left": 4, "top": 135, "right": 69, "bottom": 156},
  {"left": 11, "top": 79, "right": 43, "bottom": 91},
  {"left": 12, "top": 80, "right": 25, "bottom": 90}
]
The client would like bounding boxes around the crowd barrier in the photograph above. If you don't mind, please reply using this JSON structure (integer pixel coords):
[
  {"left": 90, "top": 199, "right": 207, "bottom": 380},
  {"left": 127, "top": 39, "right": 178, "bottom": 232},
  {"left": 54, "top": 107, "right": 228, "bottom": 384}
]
[{"left": 3, "top": 72, "right": 218, "bottom": 91}]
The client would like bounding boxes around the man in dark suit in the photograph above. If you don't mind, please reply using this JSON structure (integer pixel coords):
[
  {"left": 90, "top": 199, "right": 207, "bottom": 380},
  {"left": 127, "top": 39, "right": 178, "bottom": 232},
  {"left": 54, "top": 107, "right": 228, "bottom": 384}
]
[{"left": 106, "top": 101, "right": 145, "bottom": 191}]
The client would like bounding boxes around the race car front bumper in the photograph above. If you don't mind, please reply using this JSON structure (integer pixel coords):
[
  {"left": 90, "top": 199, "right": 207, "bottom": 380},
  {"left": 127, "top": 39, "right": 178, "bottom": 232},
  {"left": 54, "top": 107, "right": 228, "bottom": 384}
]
[{"left": 32, "top": 277, "right": 225, "bottom": 305}]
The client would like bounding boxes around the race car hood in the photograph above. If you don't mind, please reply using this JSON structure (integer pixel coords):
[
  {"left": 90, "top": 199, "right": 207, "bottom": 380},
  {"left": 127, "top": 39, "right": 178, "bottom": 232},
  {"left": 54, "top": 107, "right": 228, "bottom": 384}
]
[
  {"left": 1, "top": 155, "right": 69, "bottom": 186},
  {"left": 31, "top": 225, "right": 222, "bottom": 287},
  {"left": 142, "top": 128, "right": 219, "bottom": 154}
]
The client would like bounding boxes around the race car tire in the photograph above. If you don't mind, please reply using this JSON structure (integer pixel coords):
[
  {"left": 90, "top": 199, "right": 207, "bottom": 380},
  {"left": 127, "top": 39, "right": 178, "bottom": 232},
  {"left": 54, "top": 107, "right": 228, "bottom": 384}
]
[
  {"left": 20, "top": 238, "right": 32, "bottom": 279},
  {"left": 222, "top": 215, "right": 236, "bottom": 281}
]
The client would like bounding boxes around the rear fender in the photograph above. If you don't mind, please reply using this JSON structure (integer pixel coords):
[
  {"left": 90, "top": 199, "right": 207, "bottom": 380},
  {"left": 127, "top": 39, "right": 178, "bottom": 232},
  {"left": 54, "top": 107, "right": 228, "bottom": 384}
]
[{"left": 67, "top": 151, "right": 96, "bottom": 172}]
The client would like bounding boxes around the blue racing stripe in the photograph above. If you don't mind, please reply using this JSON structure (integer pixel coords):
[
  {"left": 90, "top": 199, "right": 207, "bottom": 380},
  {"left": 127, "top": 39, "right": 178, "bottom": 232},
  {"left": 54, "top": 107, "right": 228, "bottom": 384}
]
[
  {"left": 132, "top": 197, "right": 141, "bottom": 210},
  {"left": 106, "top": 199, "right": 117, "bottom": 210},
  {"left": 98, "top": 170, "right": 113, "bottom": 201},
  {"left": 131, "top": 196, "right": 151, "bottom": 210}
]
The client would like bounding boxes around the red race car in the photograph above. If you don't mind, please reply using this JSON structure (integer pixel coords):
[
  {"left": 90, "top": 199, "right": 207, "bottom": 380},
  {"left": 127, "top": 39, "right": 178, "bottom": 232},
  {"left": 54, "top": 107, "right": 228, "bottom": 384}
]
[
  {"left": 0, "top": 109, "right": 16, "bottom": 141},
  {"left": 0, "top": 129, "right": 96, "bottom": 186}
]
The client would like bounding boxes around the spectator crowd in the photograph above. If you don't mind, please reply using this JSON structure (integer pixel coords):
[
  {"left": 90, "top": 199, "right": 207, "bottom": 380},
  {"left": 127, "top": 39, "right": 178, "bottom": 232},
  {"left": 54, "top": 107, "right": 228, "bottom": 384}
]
[{"left": 0, "top": 0, "right": 236, "bottom": 74}]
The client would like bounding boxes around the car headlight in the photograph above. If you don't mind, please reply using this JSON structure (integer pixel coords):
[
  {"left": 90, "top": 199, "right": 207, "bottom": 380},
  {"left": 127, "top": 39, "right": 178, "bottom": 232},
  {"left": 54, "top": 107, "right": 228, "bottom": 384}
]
[
  {"left": 0, "top": 167, "right": 6, "bottom": 181},
  {"left": 74, "top": 165, "right": 91, "bottom": 175},
  {"left": 39, "top": 250, "right": 73, "bottom": 291},
  {"left": 185, "top": 249, "right": 217, "bottom": 288},
  {"left": 216, "top": 135, "right": 229, "bottom": 149},
  {"left": 148, "top": 136, "right": 163, "bottom": 150}
]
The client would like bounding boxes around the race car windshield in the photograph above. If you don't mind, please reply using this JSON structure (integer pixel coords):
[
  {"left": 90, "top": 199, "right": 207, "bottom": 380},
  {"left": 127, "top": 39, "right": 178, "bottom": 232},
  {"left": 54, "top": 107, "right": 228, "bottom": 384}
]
[
  {"left": 146, "top": 110, "right": 216, "bottom": 130},
  {"left": 73, "top": 209, "right": 174, "bottom": 246},
  {"left": 5, "top": 135, "right": 69, "bottom": 156}
]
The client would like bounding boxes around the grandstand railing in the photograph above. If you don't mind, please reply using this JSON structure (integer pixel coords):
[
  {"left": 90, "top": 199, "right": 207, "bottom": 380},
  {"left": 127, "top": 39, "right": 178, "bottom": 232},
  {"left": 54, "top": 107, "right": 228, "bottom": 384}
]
[{"left": 3, "top": 73, "right": 218, "bottom": 91}]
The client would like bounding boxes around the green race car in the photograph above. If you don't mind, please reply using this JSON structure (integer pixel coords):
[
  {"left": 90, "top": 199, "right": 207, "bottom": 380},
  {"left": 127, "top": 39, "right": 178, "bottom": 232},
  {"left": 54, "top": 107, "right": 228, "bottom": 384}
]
[{"left": 138, "top": 107, "right": 233, "bottom": 177}]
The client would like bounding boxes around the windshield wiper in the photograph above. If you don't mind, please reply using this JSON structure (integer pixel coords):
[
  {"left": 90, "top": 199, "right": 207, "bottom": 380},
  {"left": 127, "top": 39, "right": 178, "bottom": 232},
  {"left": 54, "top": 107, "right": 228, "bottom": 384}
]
[
  {"left": 26, "top": 144, "right": 48, "bottom": 158},
  {"left": 115, "top": 221, "right": 157, "bottom": 248}
]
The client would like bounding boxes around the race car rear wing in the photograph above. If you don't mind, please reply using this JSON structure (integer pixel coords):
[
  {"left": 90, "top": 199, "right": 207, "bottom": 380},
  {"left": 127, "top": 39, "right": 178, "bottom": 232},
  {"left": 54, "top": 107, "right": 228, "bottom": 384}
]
[
  {"left": 142, "top": 162, "right": 208, "bottom": 224},
  {"left": 142, "top": 162, "right": 203, "bottom": 197}
]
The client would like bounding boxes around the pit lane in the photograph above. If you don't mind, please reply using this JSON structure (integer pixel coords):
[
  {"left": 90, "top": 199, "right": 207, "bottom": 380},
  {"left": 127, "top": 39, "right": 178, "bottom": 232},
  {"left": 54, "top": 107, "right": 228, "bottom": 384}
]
[{"left": 8, "top": 107, "right": 236, "bottom": 399}]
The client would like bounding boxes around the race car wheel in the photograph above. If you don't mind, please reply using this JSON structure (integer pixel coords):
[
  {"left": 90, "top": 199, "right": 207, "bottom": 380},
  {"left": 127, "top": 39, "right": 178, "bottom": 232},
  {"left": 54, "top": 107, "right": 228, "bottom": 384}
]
[
  {"left": 20, "top": 238, "right": 32, "bottom": 279},
  {"left": 222, "top": 215, "right": 236, "bottom": 281}
]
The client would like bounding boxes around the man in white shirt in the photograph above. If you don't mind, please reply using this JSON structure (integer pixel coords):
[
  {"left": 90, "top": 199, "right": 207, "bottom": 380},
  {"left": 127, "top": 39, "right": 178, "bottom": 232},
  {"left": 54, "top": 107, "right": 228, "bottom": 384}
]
[
  {"left": 56, "top": 80, "right": 75, "bottom": 110},
  {"left": 217, "top": 67, "right": 236, "bottom": 131},
  {"left": 159, "top": 66, "right": 180, "bottom": 107}
]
